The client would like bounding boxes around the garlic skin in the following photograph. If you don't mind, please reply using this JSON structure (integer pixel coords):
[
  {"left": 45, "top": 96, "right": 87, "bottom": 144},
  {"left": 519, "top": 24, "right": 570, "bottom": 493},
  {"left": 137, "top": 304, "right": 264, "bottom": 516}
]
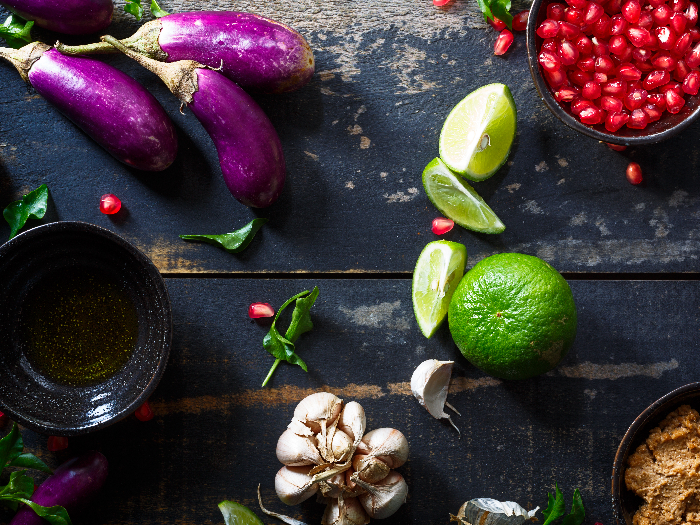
[
  {"left": 293, "top": 392, "right": 343, "bottom": 434},
  {"left": 337, "top": 401, "right": 366, "bottom": 444},
  {"left": 328, "top": 429, "right": 353, "bottom": 462},
  {"left": 276, "top": 429, "right": 324, "bottom": 466},
  {"left": 319, "top": 473, "right": 346, "bottom": 498},
  {"left": 322, "top": 496, "right": 370, "bottom": 525},
  {"left": 355, "top": 428, "right": 409, "bottom": 469},
  {"left": 352, "top": 471, "right": 408, "bottom": 519},
  {"left": 411, "top": 359, "right": 460, "bottom": 433},
  {"left": 275, "top": 466, "right": 318, "bottom": 505}
]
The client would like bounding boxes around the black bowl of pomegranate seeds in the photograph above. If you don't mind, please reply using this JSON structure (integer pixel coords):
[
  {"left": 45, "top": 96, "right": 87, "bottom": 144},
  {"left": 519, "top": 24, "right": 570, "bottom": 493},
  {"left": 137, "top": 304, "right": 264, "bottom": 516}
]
[{"left": 526, "top": 0, "right": 700, "bottom": 144}]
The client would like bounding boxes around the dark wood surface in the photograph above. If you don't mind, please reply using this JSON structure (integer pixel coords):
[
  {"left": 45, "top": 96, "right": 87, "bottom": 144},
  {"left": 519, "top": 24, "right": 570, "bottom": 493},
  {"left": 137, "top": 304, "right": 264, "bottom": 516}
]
[{"left": 1, "top": 0, "right": 700, "bottom": 524}]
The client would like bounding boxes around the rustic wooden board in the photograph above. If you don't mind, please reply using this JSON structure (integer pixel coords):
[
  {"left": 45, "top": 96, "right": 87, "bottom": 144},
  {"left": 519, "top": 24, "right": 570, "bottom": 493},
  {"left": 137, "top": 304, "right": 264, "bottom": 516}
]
[
  {"left": 4, "top": 278, "right": 699, "bottom": 525},
  {"left": 2, "top": 2, "right": 700, "bottom": 274}
]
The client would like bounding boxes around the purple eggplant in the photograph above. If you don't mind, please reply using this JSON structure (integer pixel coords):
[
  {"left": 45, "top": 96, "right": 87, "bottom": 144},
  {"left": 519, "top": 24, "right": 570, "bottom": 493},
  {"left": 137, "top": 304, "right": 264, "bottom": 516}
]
[
  {"left": 103, "top": 35, "right": 285, "bottom": 208},
  {"left": 9, "top": 451, "right": 108, "bottom": 525},
  {"left": 0, "top": 0, "right": 112, "bottom": 35},
  {"left": 0, "top": 43, "right": 178, "bottom": 171},
  {"left": 57, "top": 11, "right": 315, "bottom": 94}
]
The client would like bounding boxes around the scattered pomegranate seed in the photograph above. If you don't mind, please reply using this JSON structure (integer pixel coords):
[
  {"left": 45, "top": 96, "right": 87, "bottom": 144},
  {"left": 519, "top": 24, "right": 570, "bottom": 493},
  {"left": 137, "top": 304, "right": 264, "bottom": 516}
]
[
  {"left": 99, "top": 194, "right": 121, "bottom": 215},
  {"left": 489, "top": 16, "right": 508, "bottom": 31},
  {"left": 135, "top": 401, "right": 154, "bottom": 422},
  {"left": 0, "top": 411, "right": 7, "bottom": 427},
  {"left": 605, "top": 142, "right": 628, "bottom": 150},
  {"left": 432, "top": 217, "right": 455, "bottom": 235},
  {"left": 494, "top": 29, "right": 514, "bottom": 55},
  {"left": 433, "top": 0, "right": 451, "bottom": 6},
  {"left": 626, "top": 162, "right": 643, "bottom": 184},
  {"left": 47, "top": 436, "right": 68, "bottom": 452},
  {"left": 512, "top": 10, "right": 529, "bottom": 30},
  {"left": 249, "top": 302, "right": 275, "bottom": 318}
]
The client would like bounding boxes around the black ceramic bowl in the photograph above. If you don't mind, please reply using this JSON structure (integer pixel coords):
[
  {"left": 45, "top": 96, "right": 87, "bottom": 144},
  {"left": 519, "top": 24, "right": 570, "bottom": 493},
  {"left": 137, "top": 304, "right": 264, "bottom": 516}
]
[
  {"left": 0, "top": 221, "right": 171, "bottom": 436},
  {"left": 611, "top": 382, "right": 700, "bottom": 525},
  {"left": 526, "top": 0, "right": 700, "bottom": 145}
]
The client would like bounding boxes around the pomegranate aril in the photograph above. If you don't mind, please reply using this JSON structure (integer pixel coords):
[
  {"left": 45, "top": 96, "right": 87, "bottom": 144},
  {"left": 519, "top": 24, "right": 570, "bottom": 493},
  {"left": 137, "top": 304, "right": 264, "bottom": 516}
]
[
  {"left": 618, "top": 62, "right": 643, "bottom": 78},
  {"left": 432, "top": 217, "right": 454, "bottom": 235},
  {"left": 572, "top": 97, "right": 597, "bottom": 113},
  {"left": 632, "top": 47, "right": 653, "bottom": 60},
  {"left": 622, "top": 0, "right": 642, "bottom": 22},
  {"left": 559, "top": 39, "right": 581, "bottom": 63},
  {"left": 100, "top": 193, "right": 121, "bottom": 214},
  {"left": 606, "top": 0, "right": 624, "bottom": 15},
  {"left": 603, "top": 78, "right": 629, "bottom": 94},
  {"left": 611, "top": 14, "right": 629, "bottom": 33},
  {"left": 625, "top": 87, "right": 649, "bottom": 108},
  {"left": 586, "top": 1, "right": 607, "bottom": 22},
  {"left": 671, "top": 12, "right": 688, "bottom": 33},
  {"left": 683, "top": 69, "right": 700, "bottom": 92},
  {"left": 685, "top": 41, "right": 700, "bottom": 64},
  {"left": 649, "top": 0, "right": 667, "bottom": 7},
  {"left": 666, "top": 88, "right": 686, "bottom": 111},
  {"left": 567, "top": 0, "right": 588, "bottom": 9},
  {"left": 686, "top": 2, "right": 699, "bottom": 25},
  {"left": 538, "top": 19, "right": 561, "bottom": 38},
  {"left": 540, "top": 50, "right": 563, "bottom": 71},
  {"left": 610, "top": 34, "right": 631, "bottom": 54},
  {"left": 626, "top": 162, "right": 643, "bottom": 184},
  {"left": 627, "top": 107, "right": 650, "bottom": 127},
  {"left": 596, "top": 54, "right": 617, "bottom": 71},
  {"left": 690, "top": 26, "right": 700, "bottom": 40},
  {"left": 652, "top": 4, "right": 673, "bottom": 24},
  {"left": 579, "top": 105, "right": 605, "bottom": 123},
  {"left": 674, "top": 32, "right": 693, "bottom": 55},
  {"left": 549, "top": 3, "right": 567, "bottom": 19},
  {"left": 656, "top": 26, "right": 678, "bottom": 50},
  {"left": 547, "top": 69, "right": 569, "bottom": 86},
  {"left": 648, "top": 92, "right": 668, "bottom": 108},
  {"left": 613, "top": 45, "right": 635, "bottom": 62},
  {"left": 565, "top": 7, "right": 585, "bottom": 23},
  {"left": 635, "top": 59, "right": 656, "bottom": 71},
  {"left": 513, "top": 10, "right": 529, "bottom": 30},
  {"left": 671, "top": 0, "right": 689, "bottom": 12},
  {"left": 576, "top": 34, "right": 595, "bottom": 53},
  {"left": 647, "top": 33, "right": 661, "bottom": 49},
  {"left": 249, "top": 302, "right": 275, "bottom": 318},
  {"left": 135, "top": 401, "right": 154, "bottom": 422},
  {"left": 638, "top": 11, "right": 654, "bottom": 28},
  {"left": 642, "top": 102, "right": 664, "bottom": 120},
  {"left": 652, "top": 50, "right": 678, "bottom": 67},
  {"left": 606, "top": 142, "right": 628, "bottom": 150},
  {"left": 583, "top": 80, "right": 604, "bottom": 97},
  {"left": 560, "top": 21, "right": 582, "bottom": 37},
  {"left": 489, "top": 17, "right": 508, "bottom": 31},
  {"left": 593, "top": 37, "right": 611, "bottom": 55},
  {"left": 659, "top": 80, "right": 684, "bottom": 94},
  {"left": 543, "top": 38, "right": 559, "bottom": 52},
  {"left": 593, "top": 13, "right": 613, "bottom": 37},
  {"left": 47, "top": 436, "right": 68, "bottom": 452},
  {"left": 578, "top": 55, "right": 597, "bottom": 69},
  {"left": 606, "top": 110, "right": 631, "bottom": 130},
  {"left": 601, "top": 94, "right": 625, "bottom": 110},
  {"left": 569, "top": 69, "right": 594, "bottom": 85},
  {"left": 643, "top": 68, "right": 671, "bottom": 87},
  {"left": 555, "top": 85, "right": 581, "bottom": 100},
  {"left": 494, "top": 29, "right": 514, "bottom": 55},
  {"left": 626, "top": 26, "right": 652, "bottom": 46},
  {"left": 595, "top": 71, "right": 610, "bottom": 81}
]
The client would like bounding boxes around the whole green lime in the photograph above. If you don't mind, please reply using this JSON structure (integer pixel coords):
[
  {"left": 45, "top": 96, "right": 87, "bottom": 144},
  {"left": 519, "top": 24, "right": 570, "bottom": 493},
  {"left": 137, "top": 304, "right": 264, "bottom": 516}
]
[{"left": 448, "top": 253, "right": 577, "bottom": 380}]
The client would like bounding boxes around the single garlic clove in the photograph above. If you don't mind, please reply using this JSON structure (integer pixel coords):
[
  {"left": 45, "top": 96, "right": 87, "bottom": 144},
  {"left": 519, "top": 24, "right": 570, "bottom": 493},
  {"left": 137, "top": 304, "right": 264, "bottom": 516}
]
[
  {"left": 319, "top": 473, "right": 346, "bottom": 498},
  {"left": 276, "top": 428, "right": 324, "bottom": 466},
  {"left": 328, "top": 429, "right": 353, "bottom": 462},
  {"left": 355, "top": 428, "right": 409, "bottom": 469},
  {"left": 293, "top": 392, "right": 343, "bottom": 434},
  {"left": 322, "top": 496, "right": 370, "bottom": 525},
  {"left": 411, "top": 359, "right": 460, "bottom": 433},
  {"left": 352, "top": 454, "right": 390, "bottom": 484},
  {"left": 275, "top": 465, "right": 318, "bottom": 505},
  {"left": 337, "top": 401, "right": 366, "bottom": 444},
  {"left": 354, "top": 470, "right": 408, "bottom": 520}
]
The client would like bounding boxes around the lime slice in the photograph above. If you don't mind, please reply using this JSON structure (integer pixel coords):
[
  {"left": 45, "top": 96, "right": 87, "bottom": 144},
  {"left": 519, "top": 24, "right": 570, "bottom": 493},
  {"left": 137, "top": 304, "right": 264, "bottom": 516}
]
[
  {"left": 439, "top": 83, "right": 517, "bottom": 181},
  {"left": 423, "top": 157, "right": 505, "bottom": 234},
  {"left": 412, "top": 240, "right": 468, "bottom": 339},
  {"left": 218, "top": 501, "right": 264, "bottom": 525}
]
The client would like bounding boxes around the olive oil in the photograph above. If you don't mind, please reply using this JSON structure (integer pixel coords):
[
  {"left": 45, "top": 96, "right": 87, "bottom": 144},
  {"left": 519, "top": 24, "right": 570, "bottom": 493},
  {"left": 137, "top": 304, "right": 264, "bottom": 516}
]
[{"left": 19, "top": 267, "right": 138, "bottom": 387}]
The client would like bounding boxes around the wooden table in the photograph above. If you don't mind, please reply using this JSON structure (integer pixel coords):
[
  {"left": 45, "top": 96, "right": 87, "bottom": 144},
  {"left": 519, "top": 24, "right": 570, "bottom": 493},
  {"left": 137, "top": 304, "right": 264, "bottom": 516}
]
[{"left": 1, "top": 1, "right": 699, "bottom": 524}]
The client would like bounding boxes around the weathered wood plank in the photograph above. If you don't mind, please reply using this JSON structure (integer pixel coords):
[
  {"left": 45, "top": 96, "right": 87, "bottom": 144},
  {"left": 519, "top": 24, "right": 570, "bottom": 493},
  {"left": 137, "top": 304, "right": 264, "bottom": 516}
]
[{"left": 4, "top": 278, "right": 699, "bottom": 524}]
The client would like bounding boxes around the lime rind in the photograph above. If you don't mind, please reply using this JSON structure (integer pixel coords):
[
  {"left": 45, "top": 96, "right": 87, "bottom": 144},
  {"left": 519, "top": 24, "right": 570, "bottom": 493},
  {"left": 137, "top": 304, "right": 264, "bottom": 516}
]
[
  {"left": 218, "top": 501, "right": 265, "bottom": 525},
  {"left": 412, "top": 240, "right": 468, "bottom": 339},
  {"left": 422, "top": 157, "right": 505, "bottom": 234},
  {"left": 439, "top": 83, "right": 517, "bottom": 182}
]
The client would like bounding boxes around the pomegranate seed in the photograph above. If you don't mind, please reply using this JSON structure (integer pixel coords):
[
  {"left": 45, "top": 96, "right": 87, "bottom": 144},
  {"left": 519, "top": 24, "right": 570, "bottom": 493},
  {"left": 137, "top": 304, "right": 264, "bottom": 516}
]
[
  {"left": 570, "top": 69, "right": 594, "bottom": 85},
  {"left": 549, "top": 3, "right": 567, "bottom": 19},
  {"left": 659, "top": 80, "right": 684, "bottom": 94},
  {"left": 565, "top": 6, "right": 585, "bottom": 23},
  {"left": 99, "top": 193, "right": 121, "bottom": 214},
  {"left": 582, "top": 80, "right": 603, "bottom": 98},
  {"left": 683, "top": 69, "right": 700, "bottom": 92},
  {"left": 513, "top": 10, "right": 529, "bottom": 30},
  {"left": 579, "top": 105, "right": 605, "bottom": 123},
  {"left": 652, "top": 4, "right": 673, "bottom": 24},
  {"left": 601, "top": 94, "right": 626, "bottom": 110},
  {"left": 671, "top": 0, "right": 689, "bottom": 12},
  {"left": 555, "top": 86, "right": 581, "bottom": 100},
  {"left": 671, "top": 12, "right": 689, "bottom": 32},
  {"left": 635, "top": 59, "right": 656, "bottom": 71},
  {"left": 560, "top": 21, "right": 582, "bottom": 37},
  {"left": 606, "top": 0, "right": 624, "bottom": 15},
  {"left": 642, "top": 102, "right": 664, "bottom": 120},
  {"left": 643, "top": 68, "right": 671, "bottom": 87},
  {"left": 538, "top": 19, "right": 561, "bottom": 38},
  {"left": 572, "top": 97, "right": 597, "bottom": 113},
  {"left": 690, "top": 26, "right": 700, "bottom": 39},
  {"left": 593, "top": 37, "right": 611, "bottom": 55},
  {"left": 547, "top": 69, "right": 569, "bottom": 86},
  {"left": 656, "top": 26, "right": 678, "bottom": 49},
  {"left": 540, "top": 50, "right": 563, "bottom": 71},
  {"left": 633, "top": 47, "right": 653, "bottom": 60},
  {"left": 627, "top": 26, "right": 652, "bottom": 46},
  {"left": 576, "top": 34, "right": 595, "bottom": 53},
  {"left": 648, "top": 92, "right": 668, "bottom": 108},
  {"left": 606, "top": 142, "right": 628, "bottom": 150},
  {"left": 568, "top": 0, "right": 588, "bottom": 9},
  {"left": 610, "top": 34, "right": 631, "bottom": 54},
  {"left": 674, "top": 32, "right": 693, "bottom": 54},
  {"left": 249, "top": 302, "right": 275, "bottom": 318},
  {"left": 432, "top": 217, "right": 455, "bottom": 234},
  {"left": 489, "top": 17, "right": 508, "bottom": 31},
  {"left": 666, "top": 88, "right": 686, "bottom": 111},
  {"left": 47, "top": 436, "right": 68, "bottom": 452},
  {"left": 618, "top": 62, "right": 643, "bottom": 78},
  {"left": 638, "top": 11, "right": 654, "bottom": 28},
  {"left": 626, "top": 162, "right": 643, "bottom": 184},
  {"left": 627, "top": 107, "right": 650, "bottom": 127},
  {"left": 543, "top": 38, "right": 559, "bottom": 52},
  {"left": 649, "top": 0, "right": 667, "bottom": 7},
  {"left": 494, "top": 29, "right": 514, "bottom": 55},
  {"left": 593, "top": 14, "right": 614, "bottom": 37},
  {"left": 0, "top": 411, "right": 7, "bottom": 427},
  {"left": 586, "top": 1, "right": 607, "bottom": 22},
  {"left": 622, "top": 0, "right": 642, "bottom": 22},
  {"left": 596, "top": 55, "right": 617, "bottom": 71},
  {"left": 578, "top": 55, "right": 597, "bottom": 69},
  {"left": 625, "top": 87, "right": 649, "bottom": 108},
  {"left": 559, "top": 39, "right": 581, "bottom": 63},
  {"left": 686, "top": 2, "right": 699, "bottom": 25},
  {"left": 135, "top": 401, "right": 154, "bottom": 422},
  {"left": 595, "top": 71, "right": 610, "bottom": 81},
  {"left": 603, "top": 78, "right": 629, "bottom": 94},
  {"left": 611, "top": 14, "right": 629, "bottom": 33},
  {"left": 647, "top": 33, "right": 661, "bottom": 49},
  {"left": 652, "top": 50, "right": 678, "bottom": 67},
  {"left": 433, "top": 0, "right": 451, "bottom": 5},
  {"left": 685, "top": 41, "right": 700, "bottom": 64},
  {"left": 613, "top": 45, "right": 635, "bottom": 62},
  {"left": 606, "top": 110, "right": 631, "bottom": 130}
]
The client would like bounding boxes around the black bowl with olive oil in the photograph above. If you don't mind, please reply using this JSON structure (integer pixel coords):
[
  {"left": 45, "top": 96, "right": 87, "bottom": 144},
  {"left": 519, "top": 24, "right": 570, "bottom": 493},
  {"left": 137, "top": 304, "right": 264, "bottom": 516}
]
[{"left": 0, "top": 221, "right": 171, "bottom": 435}]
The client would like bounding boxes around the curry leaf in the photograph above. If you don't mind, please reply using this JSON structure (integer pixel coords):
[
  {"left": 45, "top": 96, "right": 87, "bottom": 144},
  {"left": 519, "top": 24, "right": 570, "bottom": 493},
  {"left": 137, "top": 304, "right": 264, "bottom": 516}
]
[
  {"left": 124, "top": 0, "right": 169, "bottom": 19},
  {"left": 561, "top": 489, "right": 585, "bottom": 525},
  {"left": 179, "top": 218, "right": 267, "bottom": 253},
  {"left": 3, "top": 184, "right": 48, "bottom": 240},
  {"left": 0, "top": 423, "right": 23, "bottom": 470},
  {"left": 542, "top": 483, "right": 566, "bottom": 525},
  {"left": 489, "top": 0, "right": 513, "bottom": 28},
  {"left": 0, "top": 470, "right": 35, "bottom": 499},
  {"left": 16, "top": 500, "right": 72, "bottom": 525},
  {"left": 150, "top": 0, "right": 170, "bottom": 17},
  {"left": 0, "top": 14, "right": 34, "bottom": 49},
  {"left": 9, "top": 453, "right": 53, "bottom": 474}
]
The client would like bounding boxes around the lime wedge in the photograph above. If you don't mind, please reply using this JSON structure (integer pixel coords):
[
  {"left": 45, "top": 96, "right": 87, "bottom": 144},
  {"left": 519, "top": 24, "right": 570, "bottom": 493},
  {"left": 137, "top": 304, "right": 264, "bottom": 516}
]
[
  {"left": 439, "top": 83, "right": 517, "bottom": 181},
  {"left": 412, "top": 240, "right": 468, "bottom": 339},
  {"left": 423, "top": 157, "right": 505, "bottom": 234},
  {"left": 218, "top": 501, "right": 264, "bottom": 525}
]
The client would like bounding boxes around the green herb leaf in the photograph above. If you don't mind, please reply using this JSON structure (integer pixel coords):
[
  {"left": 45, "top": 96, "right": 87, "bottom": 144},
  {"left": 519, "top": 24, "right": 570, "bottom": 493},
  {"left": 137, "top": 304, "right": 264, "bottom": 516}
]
[
  {"left": 9, "top": 453, "right": 52, "bottom": 474},
  {"left": 542, "top": 483, "right": 566, "bottom": 525},
  {"left": 150, "top": 0, "right": 170, "bottom": 17},
  {"left": 476, "top": 0, "right": 494, "bottom": 22},
  {"left": 489, "top": 0, "right": 513, "bottom": 28},
  {"left": 16, "top": 500, "right": 72, "bottom": 525},
  {"left": 286, "top": 287, "right": 320, "bottom": 344},
  {"left": 561, "top": 489, "right": 585, "bottom": 525},
  {"left": 3, "top": 184, "right": 48, "bottom": 240},
  {"left": 179, "top": 218, "right": 268, "bottom": 253},
  {"left": 0, "top": 470, "right": 35, "bottom": 499},
  {"left": 124, "top": 0, "right": 144, "bottom": 20},
  {"left": 0, "top": 423, "right": 23, "bottom": 471},
  {"left": 0, "top": 14, "right": 34, "bottom": 49}
]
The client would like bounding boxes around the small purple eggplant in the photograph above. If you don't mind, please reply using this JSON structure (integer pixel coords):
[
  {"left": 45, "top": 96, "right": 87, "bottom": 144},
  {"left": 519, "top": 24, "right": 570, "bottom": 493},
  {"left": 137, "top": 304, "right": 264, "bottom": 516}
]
[
  {"left": 0, "top": 43, "right": 178, "bottom": 171},
  {"left": 103, "top": 35, "right": 285, "bottom": 208},
  {"left": 57, "top": 11, "right": 314, "bottom": 93},
  {"left": 9, "top": 451, "right": 108, "bottom": 525},
  {"left": 0, "top": 0, "right": 112, "bottom": 35}
]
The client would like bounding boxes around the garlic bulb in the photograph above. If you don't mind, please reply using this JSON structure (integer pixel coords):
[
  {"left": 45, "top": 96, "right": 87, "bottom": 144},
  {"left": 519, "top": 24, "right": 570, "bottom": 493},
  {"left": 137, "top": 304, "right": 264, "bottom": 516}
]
[
  {"left": 411, "top": 359, "right": 460, "bottom": 434},
  {"left": 292, "top": 392, "right": 343, "bottom": 434},
  {"left": 275, "top": 466, "right": 318, "bottom": 505},
  {"left": 355, "top": 428, "right": 409, "bottom": 469},
  {"left": 276, "top": 429, "right": 324, "bottom": 466},
  {"left": 352, "top": 470, "right": 408, "bottom": 519},
  {"left": 322, "top": 496, "right": 370, "bottom": 525}
]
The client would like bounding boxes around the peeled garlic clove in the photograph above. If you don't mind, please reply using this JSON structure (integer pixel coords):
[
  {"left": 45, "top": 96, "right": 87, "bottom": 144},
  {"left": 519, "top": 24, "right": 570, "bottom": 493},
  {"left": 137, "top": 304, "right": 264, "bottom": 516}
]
[
  {"left": 293, "top": 392, "right": 343, "bottom": 434},
  {"left": 276, "top": 428, "right": 324, "bottom": 466},
  {"left": 411, "top": 359, "right": 460, "bottom": 433},
  {"left": 337, "top": 401, "right": 366, "bottom": 444},
  {"left": 275, "top": 466, "right": 318, "bottom": 505},
  {"left": 352, "top": 454, "right": 390, "bottom": 484},
  {"left": 356, "top": 428, "right": 409, "bottom": 469},
  {"left": 322, "top": 496, "right": 370, "bottom": 525},
  {"left": 354, "top": 470, "right": 408, "bottom": 519}
]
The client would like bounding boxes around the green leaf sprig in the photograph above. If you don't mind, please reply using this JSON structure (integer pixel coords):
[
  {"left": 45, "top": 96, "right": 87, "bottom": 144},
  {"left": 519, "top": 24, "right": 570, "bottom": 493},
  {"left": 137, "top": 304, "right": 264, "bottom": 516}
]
[
  {"left": 542, "top": 484, "right": 585, "bottom": 525},
  {"left": 3, "top": 183, "right": 48, "bottom": 240},
  {"left": 124, "top": 0, "right": 170, "bottom": 21},
  {"left": 261, "top": 287, "right": 320, "bottom": 387},
  {"left": 477, "top": 0, "right": 513, "bottom": 29},
  {"left": 0, "top": 423, "right": 72, "bottom": 525},
  {"left": 0, "top": 14, "right": 34, "bottom": 49},
  {"left": 179, "top": 218, "right": 268, "bottom": 253}
]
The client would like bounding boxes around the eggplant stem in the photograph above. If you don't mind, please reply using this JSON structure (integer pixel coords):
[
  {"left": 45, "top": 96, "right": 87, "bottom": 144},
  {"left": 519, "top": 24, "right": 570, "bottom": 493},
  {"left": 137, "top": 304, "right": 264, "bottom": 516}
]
[
  {"left": 56, "top": 20, "right": 166, "bottom": 59},
  {"left": 54, "top": 40, "right": 119, "bottom": 56}
]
